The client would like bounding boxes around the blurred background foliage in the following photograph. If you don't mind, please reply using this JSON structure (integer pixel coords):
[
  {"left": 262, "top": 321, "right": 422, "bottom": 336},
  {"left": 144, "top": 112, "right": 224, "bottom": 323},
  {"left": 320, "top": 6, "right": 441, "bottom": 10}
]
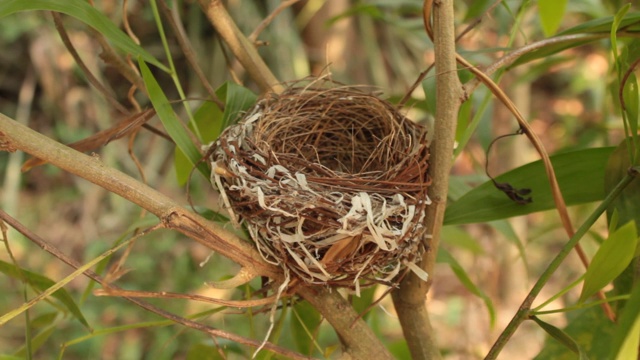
[{"left": 0, "top": 0, "right": 639, "bottom": 359}]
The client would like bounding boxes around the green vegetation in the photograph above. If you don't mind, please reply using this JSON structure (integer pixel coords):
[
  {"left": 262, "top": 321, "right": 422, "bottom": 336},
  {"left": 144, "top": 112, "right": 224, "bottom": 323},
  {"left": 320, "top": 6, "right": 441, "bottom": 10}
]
[{"left": 0, "top": 1, "right": 639, "bottom": 359}]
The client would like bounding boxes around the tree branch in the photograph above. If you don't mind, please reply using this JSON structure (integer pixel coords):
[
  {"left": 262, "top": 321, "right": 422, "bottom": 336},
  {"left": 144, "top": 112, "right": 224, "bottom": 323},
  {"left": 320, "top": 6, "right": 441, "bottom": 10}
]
[
  {"left": 0, "top": 112, "right": 392, "bottom": 359},
  {"left": 392, "top": 0, "right": 462, "bottom": 359},
  {"left": 197, "top": 0, "right": 283, "bottom": 94}
]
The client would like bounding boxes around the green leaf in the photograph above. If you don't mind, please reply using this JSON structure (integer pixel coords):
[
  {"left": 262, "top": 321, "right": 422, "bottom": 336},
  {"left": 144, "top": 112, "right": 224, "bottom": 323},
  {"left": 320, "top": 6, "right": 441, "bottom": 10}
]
[
  {"left": 489, "top": 220, "right": 528, "bottom": 267},
  {"left": 531, "top": 316, "right": 589, "bottom": 360},
  {"left": 421, "top": 74, "right": 437, "bottom": 117},
  {"left": 538, "top": 0, "right": 568, "bottom": 36},
  {"left": 0, "top": 260, "right": 89, "bottom": 330},
  {"left": 510, "top": 10, "right": 640, "bottom": 69},
  {"left": 610, "top": 5, "right": 631, "bottom": 67},
  {"left": 616, "top": 315, "right": 640, "bottom": 360},
  {"left": 441, "top": 226, "right": 484, "bottom": 255},
  {"left": 0, "top": 0, "right": 167, "bottom": 72},
  {"left": 290, "top": 301, "right": 323, "bottom": 356},
  {"left": 174, "top": 100, "right": 224, "bottom": 185},
  {"left": 464, "top": 0, "right": 494, "bottom": 21},
  {"left": 579, "top": 221, "right": 639, "bottom": 303},
  {"left": 186, "top": 343, "right": 225, "bottom": 360},
  {"left": 351, "top": 285, "right": 377, "bottom": 318},
  {"left": 445, "top": 147, "right": 616, "bottom": 225},
  {"left": 216, "top": 82, "right": 258, "bottom": 131},
  {"left": 610, "top": 283, "right": 640, "bottom": 359},
  {"left": 622, "top": 73, "right": 639, "bottom": 138},
  {"left": 559, "top": 11, "right": 640, "bottom": 35},
  {"left": 139, "top": 59, "right": 210, "bottom": 180},
  {"left": 174, "top": 83, "right": 255, "bottom": 185},
  {"left": 437, "top": 248, "right": 496, "bottom": 327},
  {"left": 13, "top": 324, "right": 56, "bottom": 357},
  {"left": 0, "top": 238, "right": 132, "bottom": 327},
  {"left": 535, "top": 306, "right": 615, "bottom": 360},
  {"left": 605, "top": 140, "right": 640, "bottom": 227}
]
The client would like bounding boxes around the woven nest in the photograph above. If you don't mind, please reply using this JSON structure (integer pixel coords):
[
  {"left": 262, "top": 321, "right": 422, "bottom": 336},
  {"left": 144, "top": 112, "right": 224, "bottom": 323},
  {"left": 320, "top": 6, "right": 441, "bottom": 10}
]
[{"left": 208, "top": 80, "right": 431, "bottom": 289}]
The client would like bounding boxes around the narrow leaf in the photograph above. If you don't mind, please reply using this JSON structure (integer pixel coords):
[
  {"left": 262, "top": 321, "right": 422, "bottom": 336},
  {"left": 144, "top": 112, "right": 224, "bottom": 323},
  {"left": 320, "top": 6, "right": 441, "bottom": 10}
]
[
  {"left": 559, "top": 11, "right": 640, "bottom": 35},
  {"left": 534, "top": 306, "right": 615, "bottom": 359},
  {"left": 0, "top": 0, "right": 167, "bottom": 72},
  {"left": 216, "top": 82, "right": 258, "bottom": 131},
  {"left": 610, "top": 283, "right": 640, "bottom": 359},
  {"left": 437, "top": 249, "right": 496, "bottom": 327},
  {"left": 538, "top": 0, "right": 568, "bottom": 36},
  {"left": 290, "top": 301, "right": 323, "bottom": 356},
  {"left": 0, "top": 238, "right": 132, "bottom": 326},
  {"left": 531, "top": 316, "right": 589, "bottom": 360},
  {"left": 0, "top": 261, "right": 89, "bottom": 329},
  {"left": 622, "top": 73, "right": 639, "bottom": 138},
  {"left": 139, "top": 59, "right": 210, "bottom": 180},
  {"left": 174, "top": 100, "right": 223, "bottom": 185},
  {"left": 579, "top": 221, "right": 638, "bottom": 303},
  {"left": 445, "top": 147, "right": 615, "bottom": 225},
  {"left": 615, "top": 316, "right": 640, "bottom": 360},
  {"left": 605, "top": 139, "right": 640, "bottom": 227}
]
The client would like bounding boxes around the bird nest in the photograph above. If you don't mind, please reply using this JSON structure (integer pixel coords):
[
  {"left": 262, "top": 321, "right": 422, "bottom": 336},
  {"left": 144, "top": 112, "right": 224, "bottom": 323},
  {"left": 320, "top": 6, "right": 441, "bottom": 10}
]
[{"left": 208, "top": 81, "right": 431, "bottom": 289}]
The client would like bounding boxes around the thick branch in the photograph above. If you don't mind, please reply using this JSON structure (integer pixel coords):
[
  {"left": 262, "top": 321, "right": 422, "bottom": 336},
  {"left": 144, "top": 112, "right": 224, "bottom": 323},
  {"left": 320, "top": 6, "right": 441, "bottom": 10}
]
[
  {"left": 0, "top": 114, "right": 391, "bottom": 359},
  {"left": 392, "top": 0, "right": 462, "bottom": 359},
  {"left": 0, "top": 113, "right": 278, "bottom": 278}
]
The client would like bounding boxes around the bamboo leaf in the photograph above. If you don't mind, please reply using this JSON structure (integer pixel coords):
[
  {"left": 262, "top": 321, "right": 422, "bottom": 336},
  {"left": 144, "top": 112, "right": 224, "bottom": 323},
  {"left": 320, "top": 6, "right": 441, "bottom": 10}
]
[
  {"left": 445, "top": 147, "right": 615, "bottom": 225},
  {"left": 579, "top": 221, "right": 639, "bottom": 303},
  {"left": 510, "top": 10, "right": 640, "bottom": 69},
  {"left": 0, "top": 260, "right": 89, "bottom": 330},
  {"left": 216, "top": 82, "right": 258, "bottom": 131},
  {"left": 538, "top": 0, "right": 568, "bottom": 36},
  {"left": 610, "top": 283, "right": 640, "bottom": 359},
  {"left": 534, "top": 306, "right": 615, "bottom": 360},
  {"left": 290, "top": 301, "right": 323, "bottom": 356},
  {"left": 605, "top": 140, "right": 640, "bottom": 228},
  {"left": 0, "top": 238, "right": 132, "bottom": 327},
  {"left": 531, "top": 316, "right": 589, "bottom": 360},
  {"left": 622, "top": 73, "right": 639, "bottom": 138},
  {"left": 437, "top": 249, "right": 496, "bottom": 327},
  {"left": 139, "top": 59, "right": 210, "bottom": 180},
  {"left": 0, "top": 0, "right": 167, "bottom": 72},
  {"left": 560, "top": 9, "right": 640, "bottom": 35}
]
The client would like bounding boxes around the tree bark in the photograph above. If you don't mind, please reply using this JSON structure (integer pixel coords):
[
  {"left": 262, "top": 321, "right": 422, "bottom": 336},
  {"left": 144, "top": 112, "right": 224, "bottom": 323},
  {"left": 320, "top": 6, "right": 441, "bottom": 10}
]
[{"left": 392, "top": 0, "right": 462, "bottom": 358}]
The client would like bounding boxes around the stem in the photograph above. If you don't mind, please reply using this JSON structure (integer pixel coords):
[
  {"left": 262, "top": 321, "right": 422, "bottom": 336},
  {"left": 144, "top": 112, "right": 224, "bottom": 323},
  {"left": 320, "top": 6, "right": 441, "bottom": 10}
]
[
  {"left": 149, "top": 0, "right": 201, "bottom": 140},
  {"left": 0, "top": 112, "right": 391, "bottom": 360},
  {"left": 392, "top": 1, "right": 462, "bottom": 359},
  {"left": 485, "top": 170, "right": 638, "bottom": 359},
  {"left": 197, "top": 0, "right": 283, "bottom": 94},
  {"left": 0, "top": 112, "right": 277, "bottom": 278}
]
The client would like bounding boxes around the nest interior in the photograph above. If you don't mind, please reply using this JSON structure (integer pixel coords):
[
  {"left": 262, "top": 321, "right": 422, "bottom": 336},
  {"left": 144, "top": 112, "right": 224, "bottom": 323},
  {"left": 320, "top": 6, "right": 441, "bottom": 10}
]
[{"left": 210, "top": 81, "right": 431, "bottom": 288}]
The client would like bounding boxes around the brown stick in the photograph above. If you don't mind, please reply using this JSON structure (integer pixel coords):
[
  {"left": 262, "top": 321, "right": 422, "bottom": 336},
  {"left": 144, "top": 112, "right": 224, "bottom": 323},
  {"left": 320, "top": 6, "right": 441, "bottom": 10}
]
[
  {"left": 0, "top": 209, "right": 311, "bottom": 360},
  {"left": 392, "top": 1, "right": 462, "bottom": 359},
  {"left": 197, "top": 0, "right": 283, "bottom": 94},
  {"left": 0, "top": 112, "right": 392, "bottom": 359}
]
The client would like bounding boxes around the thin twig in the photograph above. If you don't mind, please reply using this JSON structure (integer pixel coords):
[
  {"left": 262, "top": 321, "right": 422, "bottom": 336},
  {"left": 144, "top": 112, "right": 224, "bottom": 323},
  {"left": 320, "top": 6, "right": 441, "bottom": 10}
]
[
  {"left": 392, "top": 1, "right": 461, "bottom": 359},
  {"left": 51, "top": 12, "right": 129, "bottom": 115},
  {"left": 426, "top": 0, "right": 615, "bottom": 319},
  {"left": 248, "top": 0, "right": 301, "bottom": 42},
  {"left": 0, "top": 210, "right": 312, "bottom": 360},
  {"left": 197, "top": 0, "right": 283, "bottom": 94},
  {"left": 0, "top": 114, "right": 392, "bottom": 360},
  {"left": 95, "top": 287, "right": 279, "bottom": 308},
  {"left": 158, "top": 0, "right": 224, "bottom": 109}
]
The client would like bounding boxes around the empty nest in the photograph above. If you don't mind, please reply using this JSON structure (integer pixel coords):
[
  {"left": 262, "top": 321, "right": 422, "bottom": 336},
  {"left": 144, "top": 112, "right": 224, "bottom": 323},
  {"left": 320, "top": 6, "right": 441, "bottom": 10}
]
[{"left": 208, "top": 80, "right": 431, "bottom": 289}]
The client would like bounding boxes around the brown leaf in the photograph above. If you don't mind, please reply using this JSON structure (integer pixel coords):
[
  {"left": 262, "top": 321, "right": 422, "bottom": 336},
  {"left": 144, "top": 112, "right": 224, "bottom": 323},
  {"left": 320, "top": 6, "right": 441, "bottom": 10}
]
[{"left": 21, "top": 109, "right": 156, "bottom": 172}]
